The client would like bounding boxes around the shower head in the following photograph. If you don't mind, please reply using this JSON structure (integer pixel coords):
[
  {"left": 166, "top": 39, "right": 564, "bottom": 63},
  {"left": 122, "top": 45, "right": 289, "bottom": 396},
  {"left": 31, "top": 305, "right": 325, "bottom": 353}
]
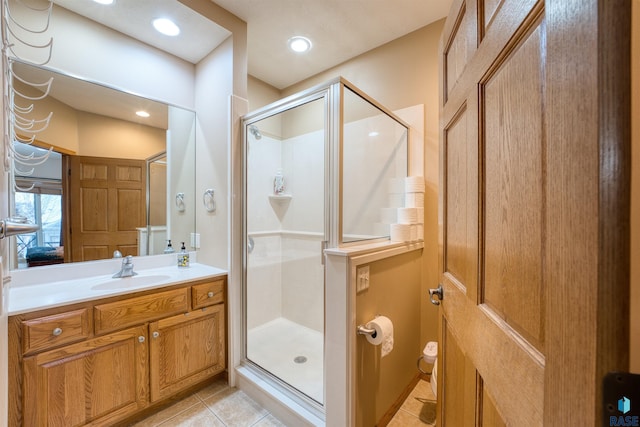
[{"left": 249, "top": 124, "right": 262, "bottom": 140}]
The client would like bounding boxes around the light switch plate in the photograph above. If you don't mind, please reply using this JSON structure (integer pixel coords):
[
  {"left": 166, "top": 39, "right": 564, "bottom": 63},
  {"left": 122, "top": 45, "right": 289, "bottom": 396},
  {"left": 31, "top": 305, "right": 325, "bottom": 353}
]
[
  {"left": 190, "top": 232, "right": 201, "bottom": 249},
  {"left": 356, "top": 265, "right": 370, "bottom": 293}
]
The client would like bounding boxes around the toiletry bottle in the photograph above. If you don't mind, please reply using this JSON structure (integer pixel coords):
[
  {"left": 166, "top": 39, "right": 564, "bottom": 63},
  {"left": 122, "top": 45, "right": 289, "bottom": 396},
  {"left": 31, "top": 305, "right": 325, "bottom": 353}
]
[
  {"left": 274, "top": 168, "right": 285, "bottom": 195},
  {"left": 164, "top": 240, "right": 175, "bottom": 254},
  {"left": 177, "top": 242, "right": 189, "bottom": 267}
]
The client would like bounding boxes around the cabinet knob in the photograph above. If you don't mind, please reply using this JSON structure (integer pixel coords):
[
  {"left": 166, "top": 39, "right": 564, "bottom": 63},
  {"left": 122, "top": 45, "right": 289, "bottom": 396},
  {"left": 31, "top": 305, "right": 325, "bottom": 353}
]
[
  {"left": 208, "top": 291, "right": 214, "bottom": 298},
  {"left": 138, "top": 336, "right": 145, "bottom": 343},
  {"left": 152, "top": 331, "right": 160, "bottom": 339},
  {"left": 52, "top": 327, "right": 62, "bottom": 336}
]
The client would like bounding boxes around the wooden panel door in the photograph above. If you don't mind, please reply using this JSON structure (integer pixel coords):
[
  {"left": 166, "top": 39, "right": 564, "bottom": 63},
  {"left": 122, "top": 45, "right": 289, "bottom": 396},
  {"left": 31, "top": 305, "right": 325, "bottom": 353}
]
[
  {"left": 68, "top": 156, "right": 146, "bottom": 262},
  {"left": 149, "top": 304, "right": 226, "bottom": 402},
  {"left": 22, "top": 325, "right": 148, "bottom": 427},
  {"left": 438, "top": 0, "right": 630, "bottom": 425}
]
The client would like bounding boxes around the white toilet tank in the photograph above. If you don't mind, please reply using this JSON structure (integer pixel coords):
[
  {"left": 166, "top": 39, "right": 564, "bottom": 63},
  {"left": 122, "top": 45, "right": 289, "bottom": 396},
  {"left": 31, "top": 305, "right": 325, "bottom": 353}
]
[
  {"left": 431, "top": 358, "right": 438, "bottom": 397},
  {"left": 422, "top": 341, "right": 438, "bottom": 397}
]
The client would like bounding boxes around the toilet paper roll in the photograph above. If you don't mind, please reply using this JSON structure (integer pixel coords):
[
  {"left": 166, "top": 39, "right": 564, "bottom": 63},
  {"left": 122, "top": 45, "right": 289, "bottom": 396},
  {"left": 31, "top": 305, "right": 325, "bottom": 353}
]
[
  {"left": 365, "top": 315, "right": 394, "bottom": 358},
  {"left": 410, "top": 224, "right": 418, "bottom": 241},
  {"left": 405, "top": 192, "right": 425, "bottom": 208},
  {"left": 390, "top": 223, "right": 412, "bottom": 241},
  {"left": 398, "top": 207, "right": 418, "bottom": 224},
  {"left": 405, "top": 176, "right": 425, "bottom": 193}
]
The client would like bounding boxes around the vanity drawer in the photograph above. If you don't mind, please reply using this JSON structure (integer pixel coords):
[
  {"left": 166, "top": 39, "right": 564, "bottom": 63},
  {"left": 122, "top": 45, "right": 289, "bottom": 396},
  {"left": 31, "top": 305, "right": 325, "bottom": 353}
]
[
  {"left": 22, "top": 308, "right": 90, "bottom": 354},
  {"left": 94, "top": 288, "right": 189, "bottom": 334},
  {"left": 191, "top": 279, "right": 225, "bottom": 309}
]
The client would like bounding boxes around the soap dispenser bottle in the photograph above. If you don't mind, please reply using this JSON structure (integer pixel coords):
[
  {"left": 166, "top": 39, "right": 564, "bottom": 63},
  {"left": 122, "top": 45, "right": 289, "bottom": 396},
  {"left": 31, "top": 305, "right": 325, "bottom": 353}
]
[
  {"left": 177, "top": 242, "right": 189, "bottom": 268},
  {"left": 164, "top": 240, "right": 175, "bottom": 254}
]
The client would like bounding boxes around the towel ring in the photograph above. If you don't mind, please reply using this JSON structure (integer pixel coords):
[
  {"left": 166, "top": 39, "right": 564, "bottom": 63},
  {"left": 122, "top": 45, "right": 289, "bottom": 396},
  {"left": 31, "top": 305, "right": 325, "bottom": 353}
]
[
  {"left": 175, "top": 192, "right": 185, "bottom": 212},
  {"left": 203, "top": 189, "right": 215, "bottom": 213}
]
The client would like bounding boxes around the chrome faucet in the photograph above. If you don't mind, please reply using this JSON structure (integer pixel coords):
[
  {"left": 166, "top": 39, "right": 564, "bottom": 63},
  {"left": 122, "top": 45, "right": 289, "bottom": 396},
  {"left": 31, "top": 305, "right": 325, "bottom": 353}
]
[{"left": 113, "top": 255, "right": 138, "bottom": 278}]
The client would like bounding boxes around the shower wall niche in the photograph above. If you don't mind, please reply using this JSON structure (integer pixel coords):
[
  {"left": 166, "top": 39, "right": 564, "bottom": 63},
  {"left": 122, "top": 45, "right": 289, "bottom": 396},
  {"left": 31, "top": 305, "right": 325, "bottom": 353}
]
[{"left": 242, "top": 77, "right": 409, "bottom": 418}]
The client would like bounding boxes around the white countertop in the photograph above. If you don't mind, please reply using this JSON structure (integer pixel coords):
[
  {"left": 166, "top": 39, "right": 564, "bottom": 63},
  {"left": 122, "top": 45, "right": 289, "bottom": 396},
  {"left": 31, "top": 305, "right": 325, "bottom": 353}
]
[{"left": 6, "top": 254, "right": 227, "bottom": 315}]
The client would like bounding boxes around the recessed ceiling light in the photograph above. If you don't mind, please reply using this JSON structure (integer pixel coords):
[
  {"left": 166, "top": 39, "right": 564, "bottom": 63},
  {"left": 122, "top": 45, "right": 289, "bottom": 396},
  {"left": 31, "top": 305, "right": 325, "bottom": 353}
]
[
  {"left": 93, "top": 0, "right": 114, "bottom": 4},
  {"left": 368, "top": 131, "right": 379, "bottom": 137},
  {"left": 153, "top": 18, "right": 180, "bottom": 36},
  {"left": 136, "top": 111, "right": 150, "bottom": 118},
  {"left": 288, "top": 36, "right": 312, "bottom": 53}
]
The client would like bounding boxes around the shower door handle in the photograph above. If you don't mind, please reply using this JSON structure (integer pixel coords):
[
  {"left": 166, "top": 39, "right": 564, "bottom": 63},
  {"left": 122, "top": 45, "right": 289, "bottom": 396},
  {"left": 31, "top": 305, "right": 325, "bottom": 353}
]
[
  {"left": 248, "top": 236, "right": 255, "bottom": 254},
  {"left": 320, "top": 241, "right": 327, "bottom": 266}
]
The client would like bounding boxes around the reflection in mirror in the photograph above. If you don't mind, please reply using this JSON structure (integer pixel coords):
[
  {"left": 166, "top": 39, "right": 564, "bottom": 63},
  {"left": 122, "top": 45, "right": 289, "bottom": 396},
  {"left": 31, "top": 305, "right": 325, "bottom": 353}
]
[
  {"left": 142, "top": 152, "right": 168, "bottom": 256},
  {"left": 9, "top": 61, "right": 196, "bottom": 269}
]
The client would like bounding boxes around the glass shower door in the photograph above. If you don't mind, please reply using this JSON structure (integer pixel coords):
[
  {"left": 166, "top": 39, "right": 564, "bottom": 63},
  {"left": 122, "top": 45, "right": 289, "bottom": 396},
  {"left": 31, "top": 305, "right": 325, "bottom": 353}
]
[{"left": 244, "top": 97, "right": 326, "bottom": 405}]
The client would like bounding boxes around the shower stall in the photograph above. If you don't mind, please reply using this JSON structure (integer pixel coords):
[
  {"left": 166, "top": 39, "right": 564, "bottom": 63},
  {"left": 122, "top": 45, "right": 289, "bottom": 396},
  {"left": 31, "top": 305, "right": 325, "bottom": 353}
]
[{"left": 241, "top": 78, "right": 409, "bottom": 422}]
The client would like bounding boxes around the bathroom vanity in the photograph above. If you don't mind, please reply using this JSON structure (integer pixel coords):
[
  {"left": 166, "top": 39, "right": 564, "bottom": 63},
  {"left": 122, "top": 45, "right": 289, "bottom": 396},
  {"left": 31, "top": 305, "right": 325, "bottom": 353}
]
[{"left": 6, "top": 263, "right": 227, "bottom": 426}]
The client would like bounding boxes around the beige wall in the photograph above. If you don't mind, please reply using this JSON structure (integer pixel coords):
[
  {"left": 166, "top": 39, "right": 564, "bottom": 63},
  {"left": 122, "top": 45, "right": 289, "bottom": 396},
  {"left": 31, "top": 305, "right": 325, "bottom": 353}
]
[
  {"left": 76, "top": 112, "right": 165, "bottom": 159},
  {"left": 631, "top": 0, "right": 640, "bottom": 373},
  {"left": 248, "top": 75, "right": 280, "bottom": 111},
  {"left": 355, "top": 250, "right": 422, "bottom": 426}
]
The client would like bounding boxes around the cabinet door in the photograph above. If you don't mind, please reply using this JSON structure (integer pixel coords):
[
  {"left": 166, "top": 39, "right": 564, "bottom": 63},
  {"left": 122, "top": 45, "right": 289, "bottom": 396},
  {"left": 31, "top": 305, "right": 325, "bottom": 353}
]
[
  {"left": 149, "top": 304, "right": 225, "bottom": 401},
  {"left": 22, "top": 325, "right": 148, "bottom": 427}
]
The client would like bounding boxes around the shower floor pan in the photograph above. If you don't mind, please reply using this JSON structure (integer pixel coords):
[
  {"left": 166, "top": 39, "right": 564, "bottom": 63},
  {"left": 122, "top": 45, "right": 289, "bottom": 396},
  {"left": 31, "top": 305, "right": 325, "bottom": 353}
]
[{"left": 247, "top": 317, "right": 324, "bottom": 403}]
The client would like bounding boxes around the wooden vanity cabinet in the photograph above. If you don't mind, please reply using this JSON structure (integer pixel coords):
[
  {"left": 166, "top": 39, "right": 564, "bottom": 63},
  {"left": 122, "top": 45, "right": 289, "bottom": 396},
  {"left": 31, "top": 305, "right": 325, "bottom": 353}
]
[
  {"left": 8, "top": 275, "right": 227, "bottom": 427},
  {"left": 22, "top": 325, "right": 148, "bottom": 427},
  {"left": 149, "top": 303, "right": 225, "bottom": 401}
]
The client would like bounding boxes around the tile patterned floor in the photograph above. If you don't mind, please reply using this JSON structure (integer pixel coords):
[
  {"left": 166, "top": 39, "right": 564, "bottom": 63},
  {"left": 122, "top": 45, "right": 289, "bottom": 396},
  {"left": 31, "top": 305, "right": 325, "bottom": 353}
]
[
  {"left": 388, "top": 378, "right": 437, "bottom": 426},
  {"left": 132, "top": 377, "right": 436, "bottom": 426}
]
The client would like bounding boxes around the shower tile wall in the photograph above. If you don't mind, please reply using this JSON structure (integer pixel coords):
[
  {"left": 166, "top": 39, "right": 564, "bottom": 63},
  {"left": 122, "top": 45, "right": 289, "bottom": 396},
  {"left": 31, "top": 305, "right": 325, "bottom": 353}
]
[
  {"left": 280, "top": 133, "right": 324, "bottom": 232},
  {"left": 246, "top": 234, "right": 281, "bottom": 329},
  {"left": 281, "top": 235, "right": 324, "bottom": 332},
  {"left": 247, "top": 102, "right": 421, "bottom": 332},
  {"left": 247, "top": 130, "right": 324, "bottom": 332}
]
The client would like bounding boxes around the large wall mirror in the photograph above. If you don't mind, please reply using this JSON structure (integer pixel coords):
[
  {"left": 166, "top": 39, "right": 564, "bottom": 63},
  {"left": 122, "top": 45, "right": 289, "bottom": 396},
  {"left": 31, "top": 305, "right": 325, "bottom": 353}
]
[{"left": 9, "top": 61, "right": 196, "bottom": 269}]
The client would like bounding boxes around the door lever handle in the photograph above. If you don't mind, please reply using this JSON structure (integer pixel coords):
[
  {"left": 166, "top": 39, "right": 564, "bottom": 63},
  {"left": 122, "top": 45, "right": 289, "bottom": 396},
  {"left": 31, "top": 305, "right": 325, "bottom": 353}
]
[{"left": 429, "top": 284, "right": 444, "bottom": 306}]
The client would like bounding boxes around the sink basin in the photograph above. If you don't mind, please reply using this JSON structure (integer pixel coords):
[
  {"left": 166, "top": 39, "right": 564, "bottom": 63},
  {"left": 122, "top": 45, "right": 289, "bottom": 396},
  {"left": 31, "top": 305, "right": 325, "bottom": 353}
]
[{"left": 91, "top": 274, "right": 172, "bottom": 290}]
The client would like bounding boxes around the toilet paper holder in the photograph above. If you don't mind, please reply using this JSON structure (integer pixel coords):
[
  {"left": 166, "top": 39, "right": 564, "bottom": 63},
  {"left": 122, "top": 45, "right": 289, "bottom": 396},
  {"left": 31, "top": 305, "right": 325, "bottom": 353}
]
[{"left": 357, "top": 325, "right": 377, "bottom": 338}]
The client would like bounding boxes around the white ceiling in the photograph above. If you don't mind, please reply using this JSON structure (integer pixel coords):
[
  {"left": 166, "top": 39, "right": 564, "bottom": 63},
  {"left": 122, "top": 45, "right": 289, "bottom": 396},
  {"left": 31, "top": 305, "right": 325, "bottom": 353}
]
[
  {"left": 13, "top": 61, "right": 170, "bottom": 129},
  {"left": 53, "top": 0, "right": 453, "bottom": 90},
  {"left": 212, "top": 0, "right": 453, "bottom": 89},
  {"left": 53, "top": 0, "right": 231, "bottom": 64}
]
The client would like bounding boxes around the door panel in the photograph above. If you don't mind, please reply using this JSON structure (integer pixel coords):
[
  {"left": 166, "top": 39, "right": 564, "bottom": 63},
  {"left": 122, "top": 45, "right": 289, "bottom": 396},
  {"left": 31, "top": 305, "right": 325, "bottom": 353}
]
[
  {"left": 438, "top": 0, "right": 630, "bottom": 425},
  {"left": 69, "top": 156, "right": 145, "bottom": 261},
  {"left": 441, "top": 321, "right": 476, "bottom": 427},
  {"left": 482, "top": 16, "right": 545, "bottom": 352},
  {"left": 481, "top": 384, "right": 507, "bottom": 427},
  {"left": 444, "top": 107, "right": 473, "bottom": 290}
]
